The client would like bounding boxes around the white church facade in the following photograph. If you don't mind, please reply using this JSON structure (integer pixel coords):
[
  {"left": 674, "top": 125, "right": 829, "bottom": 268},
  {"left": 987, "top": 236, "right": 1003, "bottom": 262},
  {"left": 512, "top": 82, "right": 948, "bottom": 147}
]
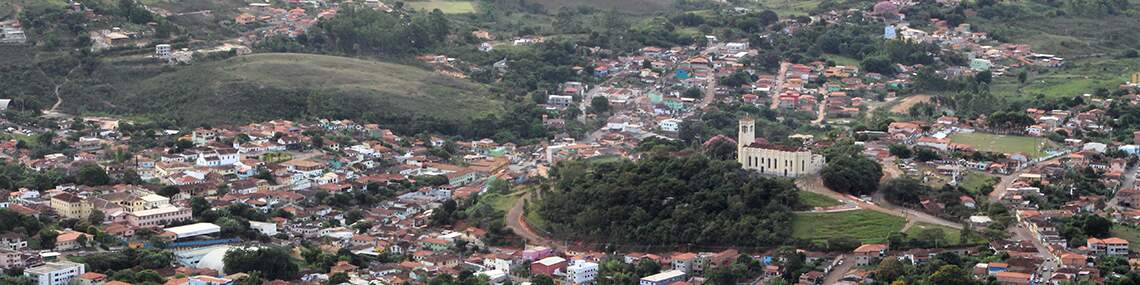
[{"left": 737, "top": 117, "right": 826, "bottom": 177}]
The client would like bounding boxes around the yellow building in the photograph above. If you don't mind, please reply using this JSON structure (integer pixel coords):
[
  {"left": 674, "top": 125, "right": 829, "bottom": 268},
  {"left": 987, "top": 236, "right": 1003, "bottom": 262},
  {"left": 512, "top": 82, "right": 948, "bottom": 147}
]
[
  {"left": 737, "top": 117, "right": 826, "bottom": 177},
  {"left": 51, "top": 193, "right": 92, "bottom": 220}
]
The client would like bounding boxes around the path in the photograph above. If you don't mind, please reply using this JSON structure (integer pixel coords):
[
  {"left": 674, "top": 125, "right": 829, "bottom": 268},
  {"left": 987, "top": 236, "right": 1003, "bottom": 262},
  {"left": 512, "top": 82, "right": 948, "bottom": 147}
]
[
  {"left": 795, "top": 175, "right": 963, "bottom": 229},
  {"left": 40, "top": 64, "right": 81, "bottom": 119},
  {"left": 505, "top": 192, "right": 558, "bottom": 249},
  {"left": 768, "top": 62, "right": 789, "bottom": 110}
]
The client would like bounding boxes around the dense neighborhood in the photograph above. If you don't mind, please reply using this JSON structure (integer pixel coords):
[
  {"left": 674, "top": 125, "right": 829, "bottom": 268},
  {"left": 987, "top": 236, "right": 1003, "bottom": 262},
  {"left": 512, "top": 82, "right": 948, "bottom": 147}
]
[{"left": 2, "top": 0, "right": 1140, "bottom": 284}]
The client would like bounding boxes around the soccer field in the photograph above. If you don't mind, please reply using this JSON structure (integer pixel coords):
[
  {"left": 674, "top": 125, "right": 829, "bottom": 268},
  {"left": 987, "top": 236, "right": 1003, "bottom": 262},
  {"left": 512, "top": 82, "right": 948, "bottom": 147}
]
[{"left": 949, "top": 132, "right": 1048, "bottom": 158}]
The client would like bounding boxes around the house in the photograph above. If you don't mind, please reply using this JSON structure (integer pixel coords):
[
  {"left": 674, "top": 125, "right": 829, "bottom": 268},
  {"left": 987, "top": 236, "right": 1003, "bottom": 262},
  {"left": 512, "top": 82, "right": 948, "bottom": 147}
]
[
  {"left": 25, "top": 261, "right": 86, "bottom": 285},
  {"left": 659, "top": 119, "right": 682, "bottom": 133},
  {"left": 531, "top": 256, "right": 567, "bottom": 276},
  {"left": 1087, "top": 237, "right": 1129, "bottom": 256},
  {"left": 1116, "top": 188, "right": 1140, "bottom": 208},
  {"left": 51, "top": 193, "right": 92, "bottom": 220},
  {"left": 853, "top": 244, "right": 888, "bottom": 266},
  {"left": 994, "top": 271, "right": 1030, "bottom": 285},
  {"left": 566, "top": 260, "right": 599, "bottom": 284},
  {"left": 640, "top": 270, "right": 686, "bottom": 285}
]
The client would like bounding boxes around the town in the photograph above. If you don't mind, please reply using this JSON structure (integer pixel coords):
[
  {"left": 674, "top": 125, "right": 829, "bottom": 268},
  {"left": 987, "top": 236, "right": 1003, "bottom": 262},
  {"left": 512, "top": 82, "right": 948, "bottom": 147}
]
[{"left": 2, "top": 0, "right": 1140, "bottom": 284}]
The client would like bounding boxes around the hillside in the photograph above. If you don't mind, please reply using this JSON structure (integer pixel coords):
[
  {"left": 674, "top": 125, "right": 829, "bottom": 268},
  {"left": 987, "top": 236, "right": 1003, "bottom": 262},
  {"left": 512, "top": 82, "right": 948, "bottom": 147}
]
[{"left": 74, "top": 53, "right": 504, "bottom": 128}]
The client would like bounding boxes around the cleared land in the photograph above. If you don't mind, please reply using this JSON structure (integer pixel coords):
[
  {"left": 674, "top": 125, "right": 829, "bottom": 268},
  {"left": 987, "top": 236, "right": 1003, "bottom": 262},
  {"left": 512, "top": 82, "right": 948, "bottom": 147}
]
[
  {"left": 798, "top": 190, "right": 842, "bottom": 208},
  {"left": 905, "top": 222, "right": 986, "bottom": 245},
  {"left": 79, "top": 53, "right": 502, "bottom": 126},
  {"left": 1111, "top": 226, "right": 1140, "bottom": 252},
  {"left": 889, "top": 95, "right": 931, "bottom": 114},
  {"left": 959, "top": 171, "right": 997, "bottom": 196},
  {"left": 751, "top": 0, "right": 822, "bottom": 16},
  {"left": 949, "top": 133, "right": 1048, "bottom": 158},
  {"left": 527, "top": 0, "right": 676, "bottom": 14},
  {"left": 792, "top": 210, "right": 907, "bottom": 243},
  {"left": 405, "top": 0, "right": 476, "bottom": 14},
  {"left": 992, "top": 57, "right": 1140, "bottom": 101}
]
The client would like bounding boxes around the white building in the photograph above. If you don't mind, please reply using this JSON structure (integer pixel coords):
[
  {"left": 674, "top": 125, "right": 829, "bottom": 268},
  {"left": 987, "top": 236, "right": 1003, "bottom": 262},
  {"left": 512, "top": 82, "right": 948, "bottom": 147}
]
[
  {"left": 737, "top": 117, "right": 826, "bottom": 177},
  {"left": 566, "top": 260, "right": 599, "bottom": 284},
  {"left": 25, "top": 261, "right": 85, "bottom": 285},
  {"left": 659, "top": 118, "right": 682, "bottom": 133},
  {"left": 249, "top": 221, "right": 278, "bottom": 236},
  {"left": 640, "top": 270, "right": 686, "bottom": 285},
  {"left": 156, "top": 44, "right": 172, "bottom": 60}
]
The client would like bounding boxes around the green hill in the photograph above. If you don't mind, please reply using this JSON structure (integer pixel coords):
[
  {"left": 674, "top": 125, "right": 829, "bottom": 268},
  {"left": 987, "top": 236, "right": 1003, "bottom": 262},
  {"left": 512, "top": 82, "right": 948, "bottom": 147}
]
[{"left": 76, "top": 53, "right": 504, "bottom": 128}]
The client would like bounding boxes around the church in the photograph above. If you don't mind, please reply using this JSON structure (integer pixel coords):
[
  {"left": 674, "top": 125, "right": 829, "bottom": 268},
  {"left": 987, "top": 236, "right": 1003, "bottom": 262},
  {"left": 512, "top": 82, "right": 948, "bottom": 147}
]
[{"left": 737, "top": 117, "right": 826, "bottom": 177}]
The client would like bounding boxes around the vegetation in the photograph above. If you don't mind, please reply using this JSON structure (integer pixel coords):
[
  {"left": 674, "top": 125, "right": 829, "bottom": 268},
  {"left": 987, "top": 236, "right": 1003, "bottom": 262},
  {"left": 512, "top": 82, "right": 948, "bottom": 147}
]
[
  {"left": 538, "top": 155, "right": 801, "bottom": 247},
  {"left": 797, "top": 191, "right": 841, "bottom": 208},
  {"left": 791, "top": 210, "right": 906, "bottom": 243},
  {"left": 223, "top": 247, "right": 300, "bottom": 280}
]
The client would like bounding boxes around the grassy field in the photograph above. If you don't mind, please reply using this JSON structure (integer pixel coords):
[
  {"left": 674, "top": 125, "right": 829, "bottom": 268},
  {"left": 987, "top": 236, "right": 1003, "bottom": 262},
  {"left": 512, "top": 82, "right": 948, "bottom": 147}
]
[
  {"left": 798, "top": 191, "right": 842, "bottom": 208},
  {"left": 822, "top": 53, "right": 860, "bottom": 67},
  {"left": 792, "top": 210, "right": 906, "bottom": 243},
  {"left": 991, "top": 57, "right": 1140, "bottom": 101},
  {"left": 949, "top": 132, "right": 1049, "bottom": 158},
  {"left": 1111, "top": 226, "right": 1140, "bottom": 252},
  {"left": 80, "top": 53, "right": 502, "bottom": 127},
  {"left": 405, "top": 0, "right": 477, "bottom": 14},
  {"left": 527, "top": 0, "right": 676, "bottom": 14},
  {"left": 751, "top": 0, "right": 822, "bottom": 16},
  {"left": 905, "top": 223, "right": 986, "bottom": 245},
  {"left": 959, "top": 172, "right": 997, "bottom": 196}
]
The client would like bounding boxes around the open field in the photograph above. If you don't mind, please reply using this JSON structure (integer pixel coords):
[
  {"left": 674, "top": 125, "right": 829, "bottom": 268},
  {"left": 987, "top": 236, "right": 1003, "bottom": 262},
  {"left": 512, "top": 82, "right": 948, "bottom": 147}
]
[
  {"left": 77, "top": 53, "right": 502, "bottom": 127},
  {"left": 991, "top": 57, "right": 1140, "bottom": 101},
  {"left": 1111, "top": 226, "right": 1140, "bottom": 252},
  {"left": 405, "top": 0, "right": 477, "bottom": 14},
  {"left": 822, "top": 53, "right": 860, "bottom": 67},
  {"left": 890, "top": 95, "right": 931, "bottom": 114},
  {"left": 798, "top": 190, "right": 842, "bottom": 208},
  {"left": 969, "top": 14, "right": 1140, "bottom": 58},
  {"left": 949, "top": 133, "right": 1049, "bottom": 158},
  {"left": 792, "top": 210, "right": 907, "bottom": 243},
  {"left": 959, "top": 171, "right": 997, "bottom": 196},
  {"left": 527, "top": 0, "right": 676, "bottom": 14},
  {"left": 905, "top": 223, "right": 986, "bottom": 245},
  {"left": 751, "top": 0, "right": 822, "bottom": 16}
]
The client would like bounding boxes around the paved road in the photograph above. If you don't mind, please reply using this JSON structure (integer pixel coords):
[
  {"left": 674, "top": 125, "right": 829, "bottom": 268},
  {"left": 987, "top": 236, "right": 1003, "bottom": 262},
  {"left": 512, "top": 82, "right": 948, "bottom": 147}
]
[
  {"left": 988, "top": 153, "right": 1071, "bottom": 202},
  {"left": 796, "top": 175, "right": 964, "bottom": 229},
  {"left": 821, "top": 255, "right": 853, "bottom": 285},
  {"left": 1011, "top": 225, "right": 1058, "bottom": 282},
  {"left": 1107, "top": 163, "right": 1139, "bottom": 210}
]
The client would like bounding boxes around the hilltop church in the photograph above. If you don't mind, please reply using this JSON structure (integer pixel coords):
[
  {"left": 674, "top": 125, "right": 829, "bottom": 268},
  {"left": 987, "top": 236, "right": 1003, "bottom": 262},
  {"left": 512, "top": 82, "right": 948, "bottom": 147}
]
[{"left": 737, "top": 117, "right": 826, "bottom": 177}]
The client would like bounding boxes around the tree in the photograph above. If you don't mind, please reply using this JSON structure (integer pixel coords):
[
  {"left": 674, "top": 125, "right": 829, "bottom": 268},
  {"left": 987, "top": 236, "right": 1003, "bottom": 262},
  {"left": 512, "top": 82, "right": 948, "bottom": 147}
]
[
  {"left": 75, "top": 164, "right": 111, "bottom": 186},
  {"left": 888, "top": 145, "right": 912, "bottom": 159},
  {"left": 877, "top": 258, "right": 907, "bottom": 283},
  {"left": 88, "top": 209, "right": 104, "bottom": 225},
  {"left": 1017, "top": 70, "right": 1028, "bottom": 85},
  {"left": 880, "top": 177, "right": 927, "bottom": 206},
  {"left": 37, "top": 229, "right": 58, "bottom": 250},
  {"left": 157, "top": 185, "right": 180, "bottom": 198},
  {"left": 821, "top": 156, "right": 882, "bottom": 195},
  {"left": 929, "top": 264, "right": 974, "bottom": 285},
  {"left": 915, "top": 148, "right": 940, "bottom": 162},
  {"left": 683, "top": 87, "right": 703, "bottom": 99},
  {"left": 328, "top": 272, "right": 349, "bottom": 284},
  {"left": 532, "top": 275, "right": 555, "bottom": 285},
  {"left": 590, "top": 96, "right": 610, "bottom": 114},
  {"left": 223, "top": 247, "right": 299, "bottom": 280}
]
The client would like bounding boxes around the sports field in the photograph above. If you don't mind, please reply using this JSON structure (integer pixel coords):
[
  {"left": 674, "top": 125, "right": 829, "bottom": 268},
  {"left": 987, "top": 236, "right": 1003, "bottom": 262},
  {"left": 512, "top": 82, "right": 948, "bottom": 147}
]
[{"left": 949, "top": 133, "right": 1048, "bottom": 158}]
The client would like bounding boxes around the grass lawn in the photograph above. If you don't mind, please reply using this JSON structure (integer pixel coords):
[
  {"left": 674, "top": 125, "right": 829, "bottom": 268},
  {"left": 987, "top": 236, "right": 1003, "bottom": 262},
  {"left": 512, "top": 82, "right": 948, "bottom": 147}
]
[
  {"left": 949, "top": 132, "right": 1049, "bottom": 158},
  {"left": 525, "top": 206, "right": 550, "bottom": 233},
  {"left": 798, "top": 191, "right": 842, "bottom": 208},
  {"left": 823, "top": 53, "right": 861, "bottom": 67},
  {"left": 792, "top": 210, "right": 906, "bottom": 243},
  {"left": 1111, "top": 226, "right": 1140, "bottom": 252},
  {"left": 959, "top": 171, "right": 997, "bottom": 196},
  {"left": 905, "top": 223, "right": 986, "bottom": 245},
  {"left": 491, "top": 192, "right": 523, "bottom": 213},
  {"left": 751, "top": 0, "right": 822, "bottom": 16},
  {"left": 405, "top": 0, "right": 476, "bottom": 14}
]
